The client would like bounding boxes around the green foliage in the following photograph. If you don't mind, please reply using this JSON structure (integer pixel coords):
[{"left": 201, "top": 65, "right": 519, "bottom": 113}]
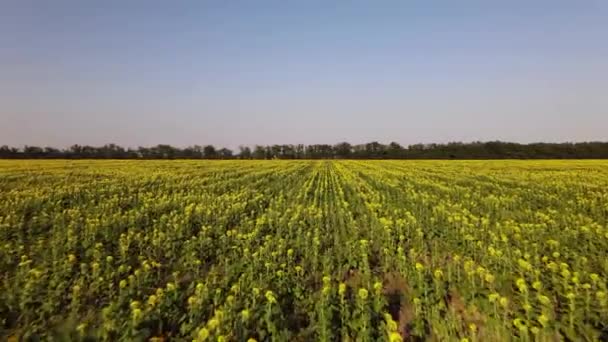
[{"left": 0, "top": 160, "right": 607, "bottom": 341}]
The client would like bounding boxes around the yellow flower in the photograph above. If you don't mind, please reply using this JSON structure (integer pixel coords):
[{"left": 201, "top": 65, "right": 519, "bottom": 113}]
[
  {"left": 207, "top": 318, "right": 219, "bottom": 331},
  {"left": 358, "top": 288, "right": 369, "bottom": 300},
  {"left": 538, "top": 314, "right": 549, "bottom": 327},
  {"left": 537, "top": 294, "right": 550, "bottom": 305},
  {"left": 197, "top": 327, "right": 210, "bottom": 340},
  {"left": 188, "top": 296, "right": 198, "bottom": 307},
  {"left": 385, "top": 314, "right": 398, "bottom": 331},
  {"left": 166, "top": 282, "right": 176, "bottom": 292},
  {"left": 515, "top": 278, "right": 528, "bottom": 293},
  {"left": 68, "top": 254, "right": 76, "bottom": 263},
  {"left": 541, "top": 256, "right": 548, "bottom": 262},
  {"left": 552, "top": 252, "right": 560, "bottom": 258},
  {"left": 295, "top": 266, "right": 303, "bottom": 275},
  {"left": 389, "top": 332, "right": 403, "bottom": 342},
  {"left": 518, "top": 259, "right": 532, "bottom": 271},
  {"left": 484, "top": 273, "right": 495, "bottom": 284},
  {"left": 76, "top": 323, "right": 87, "bottom": 334},
  {"left": 241, "top": 309, "right": 250, "bottom": 321},
  {"left": 338, "top": 283, "right": 347, "bottom": 296},
  {"left": 265, "top": 290, "right": 277, "bottom": 304},
  {"left": 513, "top": 318, "right": 527, "bottom": 332},
  {"left": 499, "top": 297, "right": 509, "bottom": 308},
  {"left": 415, "top": 263, "right": 424, "bottom": 272},
  {"left": 132, "top": 308, "right": 143, "bottom": 323},
  {"left": 147, "top": 295, "right": 158, "bottom": 307}
]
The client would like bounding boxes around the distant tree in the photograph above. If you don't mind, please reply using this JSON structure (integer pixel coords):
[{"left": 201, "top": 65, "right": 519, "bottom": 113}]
[
  {"left": 68, "top": 145, "right": 81, "bottom": 158},
  {"left": 294, "top": 144, "right": 305, "bottom": 159},
  {"left": 43, "top": 147, "right": 61, "bottom": 158},
  {"left": 192, "top": 145, "right": 204, "bottom": 158},
  {"left": 24, "top": 146, "right": 44, "bottom": 158},
  {"left": 306, "top": 145, "right": 319, "bottom": 159},
  {"left": 252, "top": 145, "right": 266, "bottom": 159},
  {"left": 203, "top": 145, "right": 217, "bottom": 159},
  {"left": 0, "top": 145, "right": 15, "bottom": 158},
  {"left": 351, "top": 144, "right": 366, "bottom": 159},
  {"left": 387, "top": 142, "right": 404, "bottom": 158},
  {"left": 181, "top": 146, "right": 199, "bottom": 158},
  {"left": 154, "top": 144, "right": 177, "bottom": 159},
  {"left": 2, "top": 141, "right": 608, "bottom": 160},
  {"left": 306, "top": 144, "right": 333, "bottom": 159},
  {"left": 484, "top": 141, "right": 506, "bottom": 159},
  {"left": 98, "top": 143, "right": 126, "bottom": 158},
  {"left": 267, "top": 145, "right": 281, "bottom": 159},
  {"left": 218, "top": 148, "right": 233, "bottom": 159},
  {"left": 136, "top": 146, "right": 149, "bottom": 159},
  {"left": 238, "top": 146, "right": 252, "bottom": 159},
  {"left": 364, "top": 141, "right": 386, "bottom": 158},
  {"left": 282, "top": 145, "right": 296, "bottom": 159},
  {"left": 334, "top": 142, "right": 352, "bottom": 159}
]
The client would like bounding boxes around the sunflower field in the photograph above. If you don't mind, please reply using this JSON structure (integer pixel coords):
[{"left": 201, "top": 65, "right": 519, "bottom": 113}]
[{"left": 1, "top": 160, "right": 607, "bottom": 341}]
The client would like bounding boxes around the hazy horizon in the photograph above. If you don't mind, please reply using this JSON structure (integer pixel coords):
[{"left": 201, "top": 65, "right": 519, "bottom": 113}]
[{"left": 2, "top": 1, "right": 607, "bottom": 150}]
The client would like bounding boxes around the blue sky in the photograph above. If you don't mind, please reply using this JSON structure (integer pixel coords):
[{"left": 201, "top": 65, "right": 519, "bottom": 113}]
[{"left": 1, "top": 1, "right": 607, "bottom": 149}]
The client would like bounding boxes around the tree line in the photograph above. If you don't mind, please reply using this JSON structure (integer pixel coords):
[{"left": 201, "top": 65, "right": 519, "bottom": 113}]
[{"left": 2, "top": 141, "right": 608, "bottom": 159}]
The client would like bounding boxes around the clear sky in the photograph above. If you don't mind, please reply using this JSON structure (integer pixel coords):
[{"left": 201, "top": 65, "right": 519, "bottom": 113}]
[{"left": 2, "top": 1, "right": 607, "bottom": 149}]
